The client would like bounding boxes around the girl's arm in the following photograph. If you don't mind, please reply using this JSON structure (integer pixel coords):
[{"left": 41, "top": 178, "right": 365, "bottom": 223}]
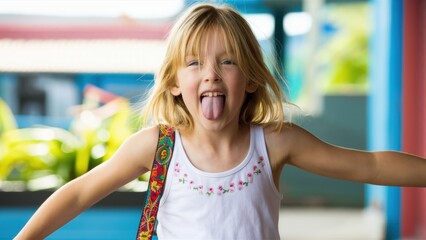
[
  {"left": 267, "top": 124, "right": 426, "bottom": 187},
  {"left": 14, "top": 126, "right": 159, "bottom": 240}
]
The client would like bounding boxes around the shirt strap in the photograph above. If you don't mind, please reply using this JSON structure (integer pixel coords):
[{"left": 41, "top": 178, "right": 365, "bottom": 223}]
[{"left": 136, "top": 124, "right": 175, "bottom": 240}]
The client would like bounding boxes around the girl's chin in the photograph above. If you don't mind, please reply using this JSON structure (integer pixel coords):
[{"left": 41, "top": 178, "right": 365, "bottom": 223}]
[{"left": 196, "top": 117, "right": 241, "bottom": 130}]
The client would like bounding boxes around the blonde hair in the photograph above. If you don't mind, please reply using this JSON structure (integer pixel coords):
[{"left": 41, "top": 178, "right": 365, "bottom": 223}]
[{"left": 142, "top": 4, "right": 287, "bottom": 131}]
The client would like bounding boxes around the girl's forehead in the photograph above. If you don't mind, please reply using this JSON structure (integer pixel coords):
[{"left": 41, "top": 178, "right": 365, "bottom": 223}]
[{"left": 184, "top": 28, "right": 233, "bottom": 56}]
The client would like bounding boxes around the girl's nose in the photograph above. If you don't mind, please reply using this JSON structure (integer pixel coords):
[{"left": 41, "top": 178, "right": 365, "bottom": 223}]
[{"left": 203, "top": 63, "right": 221, "bottom": 83}]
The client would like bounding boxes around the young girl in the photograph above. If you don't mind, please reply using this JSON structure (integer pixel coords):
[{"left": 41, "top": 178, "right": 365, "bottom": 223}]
[{"left": 15, "top": 3, "right": 426, "bottom": 240}]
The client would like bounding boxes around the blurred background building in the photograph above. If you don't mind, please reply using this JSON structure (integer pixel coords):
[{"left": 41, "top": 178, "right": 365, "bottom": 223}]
[{"left": 0, "top": 0, "right": 425, "bottom": 239}]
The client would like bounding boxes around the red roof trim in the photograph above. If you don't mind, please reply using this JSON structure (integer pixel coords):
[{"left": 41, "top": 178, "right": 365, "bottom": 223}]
[{"left": 0, "top": 23, "right": 171, "bottom": 39}]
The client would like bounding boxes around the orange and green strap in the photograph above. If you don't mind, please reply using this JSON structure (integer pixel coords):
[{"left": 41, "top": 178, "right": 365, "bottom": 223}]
[{"left": 136, "top": 124, "right": 175, "bottom": 240}]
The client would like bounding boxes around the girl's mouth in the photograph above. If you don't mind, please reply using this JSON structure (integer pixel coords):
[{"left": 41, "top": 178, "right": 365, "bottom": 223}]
[{"left": 200, "top": 92, "right": 225, "bottom": 120}]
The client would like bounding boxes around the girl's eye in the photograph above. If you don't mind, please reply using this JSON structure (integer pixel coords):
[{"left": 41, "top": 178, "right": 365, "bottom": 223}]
[
  {"left": 222, "top": 59, "right": 236, "bottom": 65},
  {"left": 188, "top": 60, "right": 200, "bottom": 67}
]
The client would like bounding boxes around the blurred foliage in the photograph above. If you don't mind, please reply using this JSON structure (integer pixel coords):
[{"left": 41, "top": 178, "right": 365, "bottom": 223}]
[
  {"left": 318, "top": 3, "right": 370, "bottom": 93},
  {"left": 0, "top": 98, "right": 17, "bottom": 134},
  {"left": 0, "top": 86, "right": 146, "bottom": 191},
  {"left": 0, "top": 127, "right": 79, "bottom": 189}
]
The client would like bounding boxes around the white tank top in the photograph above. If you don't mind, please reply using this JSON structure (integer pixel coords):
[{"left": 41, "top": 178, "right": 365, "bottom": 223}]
[{"left": 157, "top": 125, "right": 282, "bottom": 240}]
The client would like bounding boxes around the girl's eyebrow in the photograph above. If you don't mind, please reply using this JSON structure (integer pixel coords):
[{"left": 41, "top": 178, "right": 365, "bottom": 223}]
[
  {"left": 219, "top": 51, "right": 236, "bottom": 58},
  {"left": 184, "top": 56, "right": 200, "bottom": 63},
  {"left": 184, "top": 51, "right": 234, "bottom": 60},
  {"left": 185, "top": 52, "right": 235, "bottom": 59}
]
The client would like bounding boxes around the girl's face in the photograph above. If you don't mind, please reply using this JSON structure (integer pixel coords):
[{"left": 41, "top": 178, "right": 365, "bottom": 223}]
[{"left": 171, "top": 29, "right": 257, "bottom": 131}]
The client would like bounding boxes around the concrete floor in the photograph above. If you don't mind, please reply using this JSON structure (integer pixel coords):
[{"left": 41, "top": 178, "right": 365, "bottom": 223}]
[{"left": 278, "top": 207, "right": 385, "bottom": 240}]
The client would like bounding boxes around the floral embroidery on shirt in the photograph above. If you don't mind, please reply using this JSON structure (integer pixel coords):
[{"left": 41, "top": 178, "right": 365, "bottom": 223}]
[
  {"left": 229, "top": 182, "right": 235, "bottom": 192},
  {"left": 175, "top": 156, "right": 265, "bottom": 196},
  {"left": 258, "top": 156, "right": 265, "bottom": 167}
]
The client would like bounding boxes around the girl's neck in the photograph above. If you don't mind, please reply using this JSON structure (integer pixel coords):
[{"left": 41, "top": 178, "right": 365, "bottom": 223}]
[
  {"left": 183, "top": 122, "right": 249, "bottom": 148},
  {"left": 178, "top": 123, "right": 251, "bottom": 172}
]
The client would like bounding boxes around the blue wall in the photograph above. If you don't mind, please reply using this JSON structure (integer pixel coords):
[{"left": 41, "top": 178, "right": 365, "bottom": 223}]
[
  {"left": 1, "top": 208, "right": 141, "bottom": 239},
  {"left": 366, "top": 0, "right": 403, "bottom": 239}
]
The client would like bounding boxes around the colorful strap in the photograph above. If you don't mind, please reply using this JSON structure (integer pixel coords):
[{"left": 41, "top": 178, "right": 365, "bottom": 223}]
[{"left": 136, "top": 124, "right": 175, "bottom": 240}]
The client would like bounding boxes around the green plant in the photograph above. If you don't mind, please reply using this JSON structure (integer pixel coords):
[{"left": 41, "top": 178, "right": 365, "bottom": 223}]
[
  {"left": 0, "top": 127, "right": 79, "bottom": 188},
  {"left": 72, "top": 98, "right": 134, "bottom": 177},
  {"left": 318, "top": 3, "right": 370, "bottom": 93},
  {"left": 0, "top": 86, "right": 147, "bottom": 191}
]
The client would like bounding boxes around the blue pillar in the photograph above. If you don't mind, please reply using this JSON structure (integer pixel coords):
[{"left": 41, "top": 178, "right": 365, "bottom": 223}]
[{"left": 367, "top": 0, "right": 403, "bottom": 239}]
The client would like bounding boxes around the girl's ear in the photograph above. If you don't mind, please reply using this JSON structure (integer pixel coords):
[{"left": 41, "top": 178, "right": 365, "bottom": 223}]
[
  {"left": 170, "top": 85, "right": 181, "bottom": 96},
  {"left": 246, "top": 81, "right": 258, "bottom": 93}
]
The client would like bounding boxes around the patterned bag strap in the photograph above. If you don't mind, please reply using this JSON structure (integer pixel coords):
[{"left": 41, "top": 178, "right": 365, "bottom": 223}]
[{"left": 136, "top": 124, "right": 175, "bottom": 240}]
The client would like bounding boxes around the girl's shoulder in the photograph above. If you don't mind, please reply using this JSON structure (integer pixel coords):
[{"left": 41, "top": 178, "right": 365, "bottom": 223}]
[
  {"left": 263, "top": 122, "right": 333, "bottom": 167},
  {"left": 263, "top": 122, "right": 308, "bottom": 165},
  {"left": 263, "top": 122, "right": 303, "bottom": 141},
  {"left": 117, "top": 125, "right": 162, "bottom": 171},
  {"left": 127, "top": 125, "right": 160, "bottom": 146},
  {"left": 264, "top": 122, "right": 318, "bottom": 149}
]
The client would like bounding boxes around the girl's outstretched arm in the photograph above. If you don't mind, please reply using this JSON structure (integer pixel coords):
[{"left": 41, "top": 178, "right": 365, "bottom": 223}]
[
  {"left": 267, "top": 124, "right": 426, "bottom": 187},
  {"left": 14, "top": 126, "right": 159, "bottom": 240}
]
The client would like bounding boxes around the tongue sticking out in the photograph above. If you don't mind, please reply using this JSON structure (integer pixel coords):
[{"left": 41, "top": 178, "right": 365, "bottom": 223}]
[{"left": 201, "top": 96, "right": 224, "bottom": 120}]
